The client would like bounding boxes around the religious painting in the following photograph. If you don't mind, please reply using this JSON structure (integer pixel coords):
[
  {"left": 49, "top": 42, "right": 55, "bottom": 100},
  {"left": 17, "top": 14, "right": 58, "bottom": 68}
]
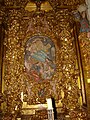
[{"left": 24, "top": 35, "right": 56, "bottom": 82}]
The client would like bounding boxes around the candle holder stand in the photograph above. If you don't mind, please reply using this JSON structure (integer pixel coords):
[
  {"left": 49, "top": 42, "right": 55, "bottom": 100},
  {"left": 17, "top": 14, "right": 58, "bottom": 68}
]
[{"left": 47, "top": 108, "right": 54, "bottom": 120}]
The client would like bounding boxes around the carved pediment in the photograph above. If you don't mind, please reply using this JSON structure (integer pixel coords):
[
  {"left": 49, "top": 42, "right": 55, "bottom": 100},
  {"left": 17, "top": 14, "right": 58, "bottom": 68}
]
[{"left": 3, "top": 0, "right": 85, "bottom": 10}]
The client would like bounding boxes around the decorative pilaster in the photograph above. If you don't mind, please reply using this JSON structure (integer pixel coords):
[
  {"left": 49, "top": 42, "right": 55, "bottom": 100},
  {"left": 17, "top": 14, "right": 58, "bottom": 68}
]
[{"left": 0, "top": 6, "right": 5, "bottom": 113}]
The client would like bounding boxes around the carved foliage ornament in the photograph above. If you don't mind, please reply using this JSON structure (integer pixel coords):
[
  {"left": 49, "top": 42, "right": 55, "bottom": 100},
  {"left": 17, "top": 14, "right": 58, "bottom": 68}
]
[{"left": 4, "top": 0, "right": 85, "bottom": 8}]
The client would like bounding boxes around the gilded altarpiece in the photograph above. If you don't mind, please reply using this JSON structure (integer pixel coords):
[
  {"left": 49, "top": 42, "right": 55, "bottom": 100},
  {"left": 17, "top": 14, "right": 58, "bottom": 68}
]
[{"left": 0, "top": 0, "right": 87, "bottom": 119}]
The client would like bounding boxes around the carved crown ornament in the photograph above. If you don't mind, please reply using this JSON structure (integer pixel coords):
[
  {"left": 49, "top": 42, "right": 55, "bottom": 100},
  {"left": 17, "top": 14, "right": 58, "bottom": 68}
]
[
  {"left": 1, "top": 0, "right": 85, "bottom": 9},
  {"left": 0, "top": 0, "right": 85, "bottom": 26}
]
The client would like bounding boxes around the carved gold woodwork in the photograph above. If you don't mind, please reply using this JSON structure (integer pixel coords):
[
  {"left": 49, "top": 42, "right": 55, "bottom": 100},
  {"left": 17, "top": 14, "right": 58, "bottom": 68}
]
[
  {"left": 4, "top": 0, "right": 85, "bottom": 8},
  {"left": 0, "top": 0, "right": 87, "bottom": 119},
  {"left": 78, "top": 33, "right": 90, "bottom": 72},
  {"left": 78, "top": 32, "right": 90, "bottom": 110},
  {"left": 25, "top": 1, "right": 53, "bottom": 12}
]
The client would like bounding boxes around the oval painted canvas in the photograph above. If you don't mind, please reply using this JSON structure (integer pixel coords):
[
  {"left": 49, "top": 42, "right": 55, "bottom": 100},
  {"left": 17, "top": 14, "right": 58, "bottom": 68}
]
[{"left": 24, "top": 35, "right": 56, "bottom": 81}]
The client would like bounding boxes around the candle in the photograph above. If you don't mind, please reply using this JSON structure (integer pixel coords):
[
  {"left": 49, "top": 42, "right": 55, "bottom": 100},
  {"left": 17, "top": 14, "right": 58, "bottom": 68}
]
[
  {"left": 15, "top": 105, "right": 18, "bottom": 110},
  {"left": 23, "top": 102, "right": 27, "bottom": 107},
  {"left": 46, "top": 98, "right": 53, "bottom": 110},
  {"left": 17, "top": 118, "right": 21, "bottom": 120},
  {"left": 21, "top": 92, "right": 23, "bottom": 102}
]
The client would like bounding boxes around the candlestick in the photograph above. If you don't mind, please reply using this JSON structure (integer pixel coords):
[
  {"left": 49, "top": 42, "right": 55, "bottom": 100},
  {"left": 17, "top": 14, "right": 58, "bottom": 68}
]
[
  {"left": 46, "top": 98, "right": 54, "bottom": 120},
  {"left": 47, "top": 109, "right": 54, "bottom": 120}
]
